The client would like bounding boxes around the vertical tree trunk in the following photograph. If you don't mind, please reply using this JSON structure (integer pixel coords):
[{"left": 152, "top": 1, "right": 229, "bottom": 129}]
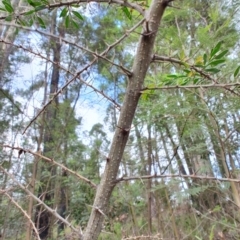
[
  {"left": 198, "top": 89, "right": 240, "bottom": 207},
  {"left": 147, "top": 125, "right": 152, "bottom": 234},
  {"left": 134, "top": 123, "right": 147, "bottom": 174},
  {"left": 84, "top": 1, "right": 172, "bottom": 239},
  {"left": 26, "top": 48, "right": 50, "bottom": 240},
  {"left": 35, "top": 11, "right": 62, "bottom": 239}
]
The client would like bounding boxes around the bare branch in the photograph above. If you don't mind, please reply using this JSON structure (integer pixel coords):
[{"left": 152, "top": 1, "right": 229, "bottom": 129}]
[
  {"left": 141, "top": 82, "right": 240, "bottom": 91},
  {"left": 16, "top": 19, "right": 144, "bottom": 133},
  {"left": 0, "top": 0, "right": 145, "bottom": 20},
  {"left": 152, "top": 54, "right": 240, "bottom": 96},
  {"left": 115, "top": 174, "right": 240, "bottom": 183},
  {"left": 2, "top": 145, "right": 97, "bottom": 189}
]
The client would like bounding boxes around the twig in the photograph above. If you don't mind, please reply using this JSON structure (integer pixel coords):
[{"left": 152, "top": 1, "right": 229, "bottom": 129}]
[
  {"left": 152, "top": 54, "right": 240, "bottom": 96},
  {"left": 141, "top": 82, "right": 240, "bottom": 91},
  {"left": 0, "top": 0, "right": 145, "bottom": 20},
  {"left": 115, "top": 174, "right": 240, "bottom": 183},
  {"left": 21, "top": 18, "right": 144, "bottom": 133},
  {"left": 2, "top": 144, "right": 97, "bottom": 189}
]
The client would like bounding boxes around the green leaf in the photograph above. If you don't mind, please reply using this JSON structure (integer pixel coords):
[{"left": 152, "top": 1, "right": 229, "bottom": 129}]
[
  {"left": 214, "top": 50, "right": 228, "bottom": 59},
  {"left": 71, "top": 19, "right": 79, "bottom": 29},
  {"left": 60, "top": 7, "right": 68, "bottom": 18},
  {"left": 65, "top": 15, "right": 70, "bottom": 28},
  {"left": 40, "top": 0, "right": 49, "bottom": 4},
  {"left": 203, "top": 53, "right": 207, "bottom": 65},
  {"left": 27, "top": 0, "right": 36, "bottom": 7},
  {"left": 2, "top": 1, "right": 14, "bottom": 13},
  {"left": 29, "top": 18, "right": 34, "bottom": 26},
  {"left": 208, "top": 59, "right": 225, "bottom": 66},
  {"left": 27, "top": 0, "right": 43, "bottom": 7},
  {"left": 37, "top": 16, "right": 46, "bottom": 28},
  {"left": 16, "top": 18, "right": 27, "bottom": 26},
  {"left": 122, "top": 6, "right": 132, "bottom": 20},
  {"left": 34, "top": 5, "right": 46, "bottom": 11},
  {"left": 210, "top": 41, "right": 222, "bottom": 59},
  {"left": 0, "top": 7, "right": 7, "bottom": 12},
  {"left": 195, "top": 64, "right": 204, "bottom": 68},
  {"left": 72, "top": 10, "right": 84, "bottom": 21},
  {"left": 193, "top": 78, "right": 201, "bottom": 84},
  {"left": 234, "top": 66, "right": 240, "bottom": 78},
  {"left": 205, "top": 68, "right": 220, "bottom": 73},
  {"left": 167, "top": 74, "right": 178, "bottom": 78},
  {"left": 5, "top": 15, "right": 13, "bottom": 21},
  {"left": 24, "top": 10, "right": 36, "bottom": 15}
]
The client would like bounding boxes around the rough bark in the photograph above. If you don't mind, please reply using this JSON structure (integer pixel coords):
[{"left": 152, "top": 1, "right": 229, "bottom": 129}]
[{"left": 83, "top": 1, "right": 172, "bottom": 239}]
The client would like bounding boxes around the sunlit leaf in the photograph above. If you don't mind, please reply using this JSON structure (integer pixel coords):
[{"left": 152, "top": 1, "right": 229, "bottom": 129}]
[{"left": 195, "top": 56, "right": 203, "bottom": 65}]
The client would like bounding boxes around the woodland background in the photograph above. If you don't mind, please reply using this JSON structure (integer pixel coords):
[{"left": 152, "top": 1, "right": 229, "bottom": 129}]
[{"left": 0, "top": 0, "right": 240, "bottom": 239}]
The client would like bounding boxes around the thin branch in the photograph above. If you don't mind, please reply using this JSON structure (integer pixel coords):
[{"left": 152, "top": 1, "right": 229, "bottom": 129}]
[
  {"left": 0, "top": 190, "right": 41, "bottom": 240},
  {"left": 160, "top": 110, "right": 194, "bottom": 175},
  {"left": 0, "top": 22, "right": 133, "bottom": 76},
  {"left": 2, "top": 145, "right": 97, "bottom": 188},
  {"left": 21, "top": 19, "right": 144, "bottom": 133},
  {"left": 141, "top": 82, "right": 240, "bottom": 91},
  {"left": 0, "top": 0, "right": 145, "bottom": 20},
  {"left": 152, "top": 54, "right": 240, "bottom": 96},
  {"left": 115, "top": 174, "right": 240, "bottom": 183},
  {"left": 0, "top": 165, "right": 83, "bottom": 239}
]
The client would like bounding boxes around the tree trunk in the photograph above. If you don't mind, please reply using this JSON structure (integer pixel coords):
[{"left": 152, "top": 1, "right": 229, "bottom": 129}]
[
  {"left": 147, "top": 124, "right": 152, "bottom": 234},
  {"left": 35, "top": 11, "right": 62, "bottom": 239},
  {"left": 84, "top": 1, "right": 172, "bottom": 239}
]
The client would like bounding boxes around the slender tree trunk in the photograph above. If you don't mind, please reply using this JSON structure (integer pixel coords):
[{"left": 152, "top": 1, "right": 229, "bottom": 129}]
[
  {"left": 35, "top": 11, "right": 62, "bottom": 239},
  {"left": 199, "top": 89, "right": 240, "bottom": 207},
  {"left": 147, "top": 124, "right": 152, "bottom": 234},
  {"left": 26, "top": 46, "right": 50, "bottom": 240},
  {"left": 84, "top": 1, "right": 172, "bottom": 239},
  {"left": 134, "top": 123, "right": 147, "bottom": 174}
]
